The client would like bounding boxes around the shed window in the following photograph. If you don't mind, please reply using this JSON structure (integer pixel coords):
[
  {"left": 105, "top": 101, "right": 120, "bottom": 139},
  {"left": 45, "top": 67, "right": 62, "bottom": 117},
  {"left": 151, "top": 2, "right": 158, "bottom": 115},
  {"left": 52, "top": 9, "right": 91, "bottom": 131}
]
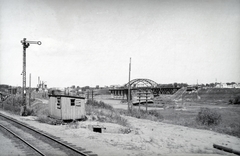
[
  {"left": 70, "top": 99, "right": 75, "bottom": 106},
  {"left": 75, "top": 99, "right": 81, "bottom": 106},
  {"left": 57, "top": 97, "right": 61, "bottom": 109}
]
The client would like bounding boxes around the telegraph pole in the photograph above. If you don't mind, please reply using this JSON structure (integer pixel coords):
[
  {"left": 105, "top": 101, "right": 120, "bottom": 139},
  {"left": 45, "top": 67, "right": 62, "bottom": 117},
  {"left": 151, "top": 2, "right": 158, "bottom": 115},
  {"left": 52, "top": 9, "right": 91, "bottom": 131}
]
[
  {"left": 29, "top": 73, "right": 31, "bottom": 107},
  {"left": 20, "top": 38, "right": 41, "bottom": 116},
  {"left": 128, "top": 57, "right": 131, "bottom": 112},
  {"left": 92, "top": 90, "right": 94, "bottom": 101}
]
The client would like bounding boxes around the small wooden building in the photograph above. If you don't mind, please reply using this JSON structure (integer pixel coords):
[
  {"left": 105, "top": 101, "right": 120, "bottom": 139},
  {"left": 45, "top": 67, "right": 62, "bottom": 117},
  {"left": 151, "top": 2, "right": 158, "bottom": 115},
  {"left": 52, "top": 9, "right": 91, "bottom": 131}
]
[{"left": 48, "top": 94, "right": 86, "bottom": 120}]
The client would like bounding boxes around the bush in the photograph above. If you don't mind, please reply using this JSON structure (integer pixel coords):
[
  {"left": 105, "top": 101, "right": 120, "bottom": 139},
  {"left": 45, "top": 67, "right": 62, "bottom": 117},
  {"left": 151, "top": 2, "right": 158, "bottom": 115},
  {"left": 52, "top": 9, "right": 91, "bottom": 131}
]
[
  {"left": 86, "top": 100, "right": 128, "bottom": 127},
  {"left": 148, "top": 110, "right": 164, "bottom": 119},
  {"left": 233, "top": 95, "right": 240, "bottom": 104},
  {"left": 86, "top": 100, "right": 113, "bottom": 110},
  {"left": 196, "top": 108, "right": 222, "bottom": 126},
  {"left": 36, "top": 114, "right": 61, "bottom": 125},
  {"left": 1, "top": 96, "right": 23, "bottom": 114},
  {"left": 229, "top": 95, "right": 240, "bottom": 104},
  {"left": 1, "top": 95, "right": 37, "bottom": 116}
]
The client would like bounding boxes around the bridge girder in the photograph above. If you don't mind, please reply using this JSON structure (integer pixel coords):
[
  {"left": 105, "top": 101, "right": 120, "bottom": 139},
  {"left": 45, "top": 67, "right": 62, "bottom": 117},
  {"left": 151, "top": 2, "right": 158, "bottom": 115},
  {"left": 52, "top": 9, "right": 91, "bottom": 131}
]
[{"left": 125, "top": 78, "right": 158, "bottom": 88}]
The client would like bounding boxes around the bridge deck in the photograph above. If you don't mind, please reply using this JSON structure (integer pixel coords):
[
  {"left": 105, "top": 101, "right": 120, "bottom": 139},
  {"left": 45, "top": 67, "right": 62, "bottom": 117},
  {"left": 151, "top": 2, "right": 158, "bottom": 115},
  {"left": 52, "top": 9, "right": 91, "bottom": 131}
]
[{"left": 109, "top": 87, "right": 181, "bottom": 96}]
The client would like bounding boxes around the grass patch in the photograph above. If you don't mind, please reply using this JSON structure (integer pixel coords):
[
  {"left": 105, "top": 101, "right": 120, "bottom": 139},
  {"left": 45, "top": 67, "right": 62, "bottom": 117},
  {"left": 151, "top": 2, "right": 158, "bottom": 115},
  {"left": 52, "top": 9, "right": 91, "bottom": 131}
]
[
  {"left": 196, "top": 107, "right": 222, "bottom": 126},
  {"left": 118, "top": 108, "right": 164, "bottom": 122},
  {"left": 86, "top": 100, "right": 128, "bottom": 127},
  {"left": 229, "top": 95, "right": 240, "bottom": 104},
  {"left": 86, "top": 99, "right": 113, "bottom": 110},
  {"left": 0, "top": 94, "right": 36, "bottom": 116},
  {"left": 66, "top": 121, "right": 79, "bottom": 129},
  {"left": 157, "top": 107, "right": 240, "bottom": 138},
  {"left": 30, "top": 100, "right": 62, "bottom": 125},
  {"left": 117, "top": 104, "right": 240, "bottom": 138},
  {"left": 182, "top": 88, "right": 240, "bottom": 104},
  {"left": 1, "top": 95, "right": 23, "bottom": 114},
  {"left": 0, "top": 95, "right": 59, "bottom": 124}
]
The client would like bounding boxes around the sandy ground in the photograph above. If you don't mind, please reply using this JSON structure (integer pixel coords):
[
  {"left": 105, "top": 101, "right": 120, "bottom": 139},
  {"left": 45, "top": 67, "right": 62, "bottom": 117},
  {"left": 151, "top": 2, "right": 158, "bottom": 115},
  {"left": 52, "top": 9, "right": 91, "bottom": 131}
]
[{"left": 0, "top": 97, "right": 240, "bottom": 156}]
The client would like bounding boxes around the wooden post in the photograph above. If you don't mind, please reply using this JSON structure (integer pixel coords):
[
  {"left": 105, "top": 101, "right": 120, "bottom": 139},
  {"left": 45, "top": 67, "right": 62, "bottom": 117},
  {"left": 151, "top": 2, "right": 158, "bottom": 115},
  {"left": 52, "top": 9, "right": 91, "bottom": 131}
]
[
  {"left": 128, "top": 57, "right": 131, "bottom": 112},
  {"left": 12, "top": 93, "right": 14, "bottom": 106},
  {"left": 92, "top": 90, "right": 93, "bottom": 101},
  {"left": 153, "top": 91, "right": 156, "bottom": 110},
  {"left": 138, "top": 94, "right": 140, "bottom": 111},
  {"left": 138, "top": 90, "right": 141, "bottom": 111},
  {"left": 145, "top": 92, "right": 148, "bottom": 112},
  {"left": 29, "top": 73, "right": 31, "bottom": 107}
]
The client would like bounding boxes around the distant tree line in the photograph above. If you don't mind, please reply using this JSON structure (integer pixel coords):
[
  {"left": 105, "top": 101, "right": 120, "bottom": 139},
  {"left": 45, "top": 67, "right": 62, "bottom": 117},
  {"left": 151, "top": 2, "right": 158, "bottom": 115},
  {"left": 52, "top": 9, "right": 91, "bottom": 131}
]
[{"left": 157, "top": 82, "right": 238, "bottom": 88}]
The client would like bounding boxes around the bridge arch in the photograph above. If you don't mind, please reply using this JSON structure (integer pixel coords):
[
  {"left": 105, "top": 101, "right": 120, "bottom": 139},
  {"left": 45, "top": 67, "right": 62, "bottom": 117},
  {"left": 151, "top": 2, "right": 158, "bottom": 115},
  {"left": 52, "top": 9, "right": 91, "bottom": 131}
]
[{"left": 124, "top": 78, "right": 158, "bottom": 88}]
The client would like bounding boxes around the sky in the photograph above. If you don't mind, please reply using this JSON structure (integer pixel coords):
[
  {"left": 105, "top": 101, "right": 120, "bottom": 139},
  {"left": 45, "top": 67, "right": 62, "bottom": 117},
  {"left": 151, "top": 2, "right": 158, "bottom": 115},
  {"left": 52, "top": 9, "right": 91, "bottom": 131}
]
[{"left": 0, "top": 0, "right": 240, "bottom": 88}]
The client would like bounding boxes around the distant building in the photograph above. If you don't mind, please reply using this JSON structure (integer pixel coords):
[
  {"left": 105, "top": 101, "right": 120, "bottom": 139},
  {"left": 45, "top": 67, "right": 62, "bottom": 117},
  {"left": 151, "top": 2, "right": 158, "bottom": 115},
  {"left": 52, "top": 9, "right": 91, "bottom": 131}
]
[
  {"left": 215, "top": 83, "right": 240, "bottom": 88},
  {"left": 232, "top": 83, "right": 240, "bottom": 88},
  {"left": 109, "top": 85, "right": 122, "bottom": 89}
]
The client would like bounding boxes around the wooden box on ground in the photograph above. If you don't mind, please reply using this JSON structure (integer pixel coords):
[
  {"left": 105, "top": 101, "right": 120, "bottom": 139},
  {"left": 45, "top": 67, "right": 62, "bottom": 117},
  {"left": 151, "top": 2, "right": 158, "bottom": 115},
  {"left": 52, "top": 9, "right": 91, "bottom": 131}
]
[{"left": 48, "top": 94, "right": 86, "bottom": 120}]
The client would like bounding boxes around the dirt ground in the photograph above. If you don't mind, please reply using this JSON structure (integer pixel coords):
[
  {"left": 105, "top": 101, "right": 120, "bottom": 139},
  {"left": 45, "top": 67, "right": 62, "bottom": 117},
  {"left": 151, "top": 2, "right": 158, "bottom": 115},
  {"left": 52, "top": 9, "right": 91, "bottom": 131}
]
[{"left": 0, "top": 96, "right": 240, "bottom": 156}]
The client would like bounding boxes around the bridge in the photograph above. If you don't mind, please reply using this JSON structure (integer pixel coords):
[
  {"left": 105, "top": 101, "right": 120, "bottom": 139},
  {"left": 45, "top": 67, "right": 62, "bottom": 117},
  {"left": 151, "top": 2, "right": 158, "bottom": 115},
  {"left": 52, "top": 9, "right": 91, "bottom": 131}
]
[{"left": 109, "top": 78, "right": 181, "bottom": 100}]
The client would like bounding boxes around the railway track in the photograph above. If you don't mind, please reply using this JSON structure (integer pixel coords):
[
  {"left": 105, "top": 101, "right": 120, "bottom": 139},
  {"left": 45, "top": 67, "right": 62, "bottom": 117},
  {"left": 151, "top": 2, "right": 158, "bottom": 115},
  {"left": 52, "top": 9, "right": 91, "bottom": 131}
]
[{"left": 0, "top": 113, "right": 97, "bottom": 156}]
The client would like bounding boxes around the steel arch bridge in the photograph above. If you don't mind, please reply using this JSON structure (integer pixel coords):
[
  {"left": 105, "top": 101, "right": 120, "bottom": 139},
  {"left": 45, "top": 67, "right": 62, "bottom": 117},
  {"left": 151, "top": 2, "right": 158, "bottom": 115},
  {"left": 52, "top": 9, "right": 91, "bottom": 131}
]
[
  {"left": 109, "top": 78, "right": 181, "bottom": 101},
  {"left": 124, "top": 78, "right": 158, "bottom": 88}
]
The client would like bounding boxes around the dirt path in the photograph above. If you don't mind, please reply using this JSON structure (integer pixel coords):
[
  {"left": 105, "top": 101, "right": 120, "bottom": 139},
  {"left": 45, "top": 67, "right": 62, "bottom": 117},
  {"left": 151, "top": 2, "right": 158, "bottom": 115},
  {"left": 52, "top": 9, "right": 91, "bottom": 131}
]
[{"left": 125, "top": 116, "right": 240, "bottom": 155}]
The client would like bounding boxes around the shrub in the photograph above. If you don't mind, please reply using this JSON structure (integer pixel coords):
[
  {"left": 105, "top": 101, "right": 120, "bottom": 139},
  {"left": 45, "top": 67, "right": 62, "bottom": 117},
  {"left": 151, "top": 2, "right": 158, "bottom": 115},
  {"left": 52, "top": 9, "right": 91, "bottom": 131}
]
[
  {"left": 233, "top": 95, "right": 240, "bottom": 104},
  {"left": 229, "top": 95, "right": 240, "bottom": 104},
  {"left": 86, "top": 100, "right": 128, "bottom": 127},
  {"left": 24, "top": 107, "right": 34, "bottom": 116},
  {"left": 1, "top": 96, "right": 23, "bottom": 114},
  {"left": 86, "top": 100, "right": 113, "bottom": 110},
  {"left": 148, "top": 110, "right": 164, "bottom": 120},
  {"left": 196, "top": 108, "right": 222, "bottom": 126},
  {"left": 36, "top": 114, "right": 61, "bottom": 125}
]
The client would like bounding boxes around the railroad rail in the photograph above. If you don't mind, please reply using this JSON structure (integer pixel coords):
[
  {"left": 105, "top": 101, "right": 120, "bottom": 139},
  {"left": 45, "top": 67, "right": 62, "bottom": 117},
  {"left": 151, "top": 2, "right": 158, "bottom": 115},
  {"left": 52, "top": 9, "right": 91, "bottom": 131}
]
[
  {"left": 0, "top": 113, "right": 97, "bottom": 156},
  {"left": 0, "top": 123, "right": 45, "bottom": 156}
]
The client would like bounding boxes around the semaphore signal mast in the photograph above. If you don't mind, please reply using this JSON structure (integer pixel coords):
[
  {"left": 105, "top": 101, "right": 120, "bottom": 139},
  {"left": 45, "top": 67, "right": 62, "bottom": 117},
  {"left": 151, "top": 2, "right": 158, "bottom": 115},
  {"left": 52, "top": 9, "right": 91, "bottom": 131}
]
[{"left": 20, "top": 38, "right": 41, "bottom": 116}]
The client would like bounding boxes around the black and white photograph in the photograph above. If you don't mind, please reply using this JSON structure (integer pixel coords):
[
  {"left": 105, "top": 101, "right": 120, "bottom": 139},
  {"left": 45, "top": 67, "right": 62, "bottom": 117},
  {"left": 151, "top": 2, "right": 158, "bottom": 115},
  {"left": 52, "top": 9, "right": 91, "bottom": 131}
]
[{"left": 0, "top": 0, "right": 240, "bottom": 155}]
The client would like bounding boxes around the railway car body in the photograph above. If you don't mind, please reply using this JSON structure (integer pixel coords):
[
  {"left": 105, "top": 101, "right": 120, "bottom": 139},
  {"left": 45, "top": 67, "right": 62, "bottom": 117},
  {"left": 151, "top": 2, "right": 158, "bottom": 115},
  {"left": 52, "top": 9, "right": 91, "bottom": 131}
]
[{"left": 48, "top": 94, "right": 86, "bottom": 120}]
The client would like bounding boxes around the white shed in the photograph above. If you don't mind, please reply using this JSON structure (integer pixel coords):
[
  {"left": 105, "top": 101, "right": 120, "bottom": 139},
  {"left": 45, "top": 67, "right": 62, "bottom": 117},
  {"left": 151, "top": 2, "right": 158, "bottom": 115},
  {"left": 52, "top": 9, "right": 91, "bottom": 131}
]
[{"left": 48, "top": 94, "right": 86, "bottom": 120}]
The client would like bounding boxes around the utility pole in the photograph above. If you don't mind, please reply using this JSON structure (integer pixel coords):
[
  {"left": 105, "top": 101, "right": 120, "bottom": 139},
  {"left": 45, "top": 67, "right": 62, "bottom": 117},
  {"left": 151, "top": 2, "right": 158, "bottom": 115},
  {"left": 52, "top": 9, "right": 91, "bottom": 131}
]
[
  {"left": 128, "top": 57, "right": 131, "bottom": 112},
  {"left": 145, "top": 91, "right": 150, "bottom": 113},
  {"left": 38, "top": 76, "right": 40, "bottom": 89},
  {"left": 20, "top": 38, "right": 41, "bottom": 116},
  {"left": 137, "top": 90, "right": 141, "bottom": 111},
  {"left": 92, "top": 90, "right": 94, "bottom": 101},
  {"left": 29, "top": 73, "right": 31, "bottom": 107}
]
